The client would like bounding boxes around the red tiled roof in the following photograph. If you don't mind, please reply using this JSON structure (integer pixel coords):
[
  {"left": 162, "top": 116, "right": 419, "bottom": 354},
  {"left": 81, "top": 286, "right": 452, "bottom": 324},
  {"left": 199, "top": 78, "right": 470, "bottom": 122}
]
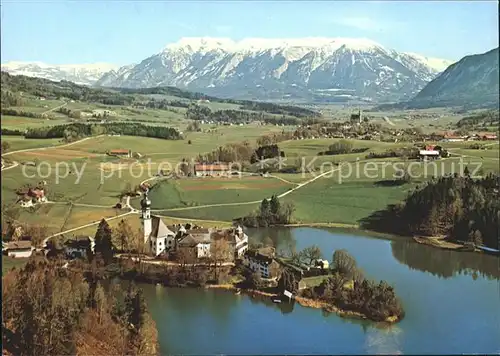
[
  {"left": 195, "top": 164, "right": 230, "bottom": 171},
  {"left": 110, "top": 149, "right": 129, "bottom": 154}
]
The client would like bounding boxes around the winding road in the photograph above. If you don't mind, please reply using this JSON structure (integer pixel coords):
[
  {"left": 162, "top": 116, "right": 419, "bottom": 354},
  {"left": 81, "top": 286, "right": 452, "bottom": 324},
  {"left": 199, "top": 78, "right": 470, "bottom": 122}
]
[{"left": 3, "top": 134, "right": 498, "bottom": 247}]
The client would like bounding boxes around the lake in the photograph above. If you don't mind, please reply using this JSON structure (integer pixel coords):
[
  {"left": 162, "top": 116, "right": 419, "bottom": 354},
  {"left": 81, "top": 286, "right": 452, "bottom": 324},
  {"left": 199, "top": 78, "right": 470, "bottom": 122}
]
[{"left": 140, "top": 227, "right": 500, "bottom": 355}]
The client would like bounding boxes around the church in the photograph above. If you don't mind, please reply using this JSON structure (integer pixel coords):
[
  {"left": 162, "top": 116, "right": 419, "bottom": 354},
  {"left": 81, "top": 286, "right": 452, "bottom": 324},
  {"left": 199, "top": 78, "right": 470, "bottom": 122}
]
[
  {"left": 140, "top": 190, "right": 249, "bottom": 259},
  {"left": 140, "top": 191, "right": 176, "bottom": 256}
]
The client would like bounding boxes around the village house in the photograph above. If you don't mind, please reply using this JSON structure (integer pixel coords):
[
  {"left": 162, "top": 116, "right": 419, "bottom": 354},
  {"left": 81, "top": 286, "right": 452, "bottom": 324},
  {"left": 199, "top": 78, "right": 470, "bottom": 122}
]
[
  {"left": 441, "top": 133, "right": 467, "bottom": 142},
  {"left": 2, "top": 240, "right": 34, "bottom": 258},
  {"left": 482, "top": 134, "right": 498, "bottom": 141},
  {"left": 141, "top": 192, "right": 249, "bottom": 260},
  {"left": 108, "top": 149, "right": 132, "bottom": 158},
  {"left": 64, "top": 236, "right": 95, "bottom": 259},
  {"left": 419, "top": 144, "right": 441, "bottom": 160},
  {"left": 194, "top": 163, "right": 231, "bottom": 177},
  {"left": 176, "top": 230, "right": 212, "bottom": 260},
  {"left": 17, "top": 187, "right": 47, "bottom": 207},
  {"left": 243, "top": 247, "right": 281, "bottom": 279}
]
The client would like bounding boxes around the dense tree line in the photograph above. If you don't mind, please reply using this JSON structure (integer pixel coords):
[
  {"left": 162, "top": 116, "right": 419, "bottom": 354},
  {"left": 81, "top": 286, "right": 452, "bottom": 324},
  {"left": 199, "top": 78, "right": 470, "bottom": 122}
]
[
  {"left": 2, "top": 72, "right": 319, "bottom": 119},
  {"left": 238, "top": 102, "right": 320, "bottom": 118},
  {"left": 1, "top": 128, "right": 24, "bottom": 136},
  {"left": 134, "top": 98, "right": 190, "bottom": 110},
  {"left": 236, "top": 195, "right": 295, "bottom": 227},
  {"left": 1, "top": 72, "right": 133, "bottom": 105},
  {"left": 2, "top": 259, "right": 158, "bottom": 356},
  {"left": 1, "top": 108, "right": 46, "bottom": 118},
  {"left": 25, "top": 122, "right": 181, "bottom": 141},
  {"left": 366, "top": 147, "right": 420, "bottom": 159},
  {"left": 185, "top": 104, "right": 302, "bottom": 125},
  {"left": 1, "top": 89, "right": 24, "bottom": 107},
  {"left": 456, "top": 110, "right": 499, "bottom": 128},
  {"left": 301, "top": 249, "right": 403, "bottom": 322},
  {"left": 361, "top": 174, "right": 500, "bottom": 249}
]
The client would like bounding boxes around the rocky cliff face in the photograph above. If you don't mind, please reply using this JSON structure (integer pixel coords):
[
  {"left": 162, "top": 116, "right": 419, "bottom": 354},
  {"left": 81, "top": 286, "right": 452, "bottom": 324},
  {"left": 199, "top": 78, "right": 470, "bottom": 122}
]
[{"left": 95, "top": 37, "right": 453, "bottom": 102}]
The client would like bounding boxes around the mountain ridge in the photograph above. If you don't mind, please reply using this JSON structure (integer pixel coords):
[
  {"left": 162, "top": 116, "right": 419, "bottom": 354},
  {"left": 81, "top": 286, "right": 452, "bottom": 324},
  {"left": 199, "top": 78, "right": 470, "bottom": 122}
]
[
  {"left": 376, "top": 47, "right": 499, "bottom": 110},
  {"left": 1, "top": 37, "right": 454, "bottom": 103},
  {"left": 95, "top": 37, "right": 454, "bottom": 102}
]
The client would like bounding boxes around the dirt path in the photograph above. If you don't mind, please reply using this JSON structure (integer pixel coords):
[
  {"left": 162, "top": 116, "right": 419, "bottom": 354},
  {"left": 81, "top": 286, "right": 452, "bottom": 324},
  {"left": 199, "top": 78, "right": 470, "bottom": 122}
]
[
  {"left": 41, "top": 102, "right": 67, "bottom": 115},
  {"left": 42, "top": 211, "right": 134, "bottom": 248}
]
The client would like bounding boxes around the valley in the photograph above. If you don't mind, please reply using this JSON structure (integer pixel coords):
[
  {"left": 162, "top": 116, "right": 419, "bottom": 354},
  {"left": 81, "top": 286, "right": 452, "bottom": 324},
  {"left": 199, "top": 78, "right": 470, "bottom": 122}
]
[{"left": 1, "top": 30, "right": 499, "bottom": 356}]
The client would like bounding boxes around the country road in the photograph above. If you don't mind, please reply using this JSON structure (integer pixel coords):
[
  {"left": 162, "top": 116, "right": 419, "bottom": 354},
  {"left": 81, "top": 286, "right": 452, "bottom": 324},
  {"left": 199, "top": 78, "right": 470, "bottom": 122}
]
[
  {"left": 151, "top": 165, "right": 343, "bottom": 212},
  {"left": 2, "top": 134, "right": 105, "bottom": 157},
  {"left": 41, "top": 101, "right": 67, "bottom": 115},
  {"left": 42, "top": 211, "right": 134, "bottom": 248}
]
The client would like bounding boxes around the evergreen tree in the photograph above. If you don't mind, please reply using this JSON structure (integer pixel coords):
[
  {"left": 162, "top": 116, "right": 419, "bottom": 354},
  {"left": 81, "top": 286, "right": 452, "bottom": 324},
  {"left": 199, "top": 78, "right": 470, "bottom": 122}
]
[
  {"left": 95, "top": 219, "right": 114, "bottom": 264},
  {"left": 269, "top": 195, "right": 281, "bottom": 216}
]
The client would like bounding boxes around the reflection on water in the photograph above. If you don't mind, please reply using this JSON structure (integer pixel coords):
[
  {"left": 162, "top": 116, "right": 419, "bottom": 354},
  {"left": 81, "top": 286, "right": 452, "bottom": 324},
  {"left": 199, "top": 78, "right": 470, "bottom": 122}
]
[
  {"left": 365, "top": 325, "right": 403, "bottom": 355},
  {"left": 250, "top": 226, "right": 500, "bottom": 281},
  {"left": 134, "top": 228, "right": 500, "bottom": 355},
  {"left": 391, "top": 239, "right": 500, "bottom": 280}
]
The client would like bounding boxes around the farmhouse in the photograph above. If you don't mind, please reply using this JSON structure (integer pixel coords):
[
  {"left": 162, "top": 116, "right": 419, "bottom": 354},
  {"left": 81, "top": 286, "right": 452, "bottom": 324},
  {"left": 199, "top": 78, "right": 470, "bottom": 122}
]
[
  {"left": 17, "top": 187, "right": 47, "bottom": 207},
  {"left": 64, "top": 236, "right": 95, "bottom": 259},
  {"left": 176, "top": 231, "right": 212, "bottom": 260},
  {"left": 211, "top": 226, "right": 249, "bottom": 259},
  {"left": 108, "top": 149, "right": 132, "bottom": 158},
  {"left": 194, "top": 163, "right": 231, "bottom": 177},
  {"left": 2, "top": 240, "right": 34, "bottom": 258},
  {"left": 419, "top": 144, "right": 441, "bottom": 160},
  {"left": 243, "top": 247, "right": 280, "bottom": 279},
  {"left": 482, "top": 134, "right": 498, "bottom": 141},
  {"left": 441, "top": 134, "right": 466, "bottom": 142}
]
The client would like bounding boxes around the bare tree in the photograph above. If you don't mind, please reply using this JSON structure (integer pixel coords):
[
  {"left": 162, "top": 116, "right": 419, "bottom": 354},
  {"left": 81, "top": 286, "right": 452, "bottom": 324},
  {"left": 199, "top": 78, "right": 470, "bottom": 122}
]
[
  {"left": 300, "top": 245, "right": 322, "bottom": 266},
  {"left": 210, "top": 239, "right": 231, "bottom": 282}
]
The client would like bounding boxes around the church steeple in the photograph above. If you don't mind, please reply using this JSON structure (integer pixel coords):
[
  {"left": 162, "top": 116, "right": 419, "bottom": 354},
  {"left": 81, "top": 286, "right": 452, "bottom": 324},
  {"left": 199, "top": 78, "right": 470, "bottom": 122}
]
[{"left": 141, "top": 189, "right": 152, "bottom": 243}]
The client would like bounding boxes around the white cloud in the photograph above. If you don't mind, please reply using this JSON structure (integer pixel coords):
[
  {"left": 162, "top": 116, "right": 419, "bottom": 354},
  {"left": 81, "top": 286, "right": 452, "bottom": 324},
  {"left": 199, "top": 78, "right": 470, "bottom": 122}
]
[{"left": 331, "top": 16, "right": 405, "bottom": 32}]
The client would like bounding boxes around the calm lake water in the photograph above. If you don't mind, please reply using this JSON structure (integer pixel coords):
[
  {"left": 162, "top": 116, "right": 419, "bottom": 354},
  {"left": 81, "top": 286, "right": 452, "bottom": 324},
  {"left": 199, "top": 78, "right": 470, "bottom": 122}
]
[{"left": 140, "top": 228, "right": 500, "bottom": 355}]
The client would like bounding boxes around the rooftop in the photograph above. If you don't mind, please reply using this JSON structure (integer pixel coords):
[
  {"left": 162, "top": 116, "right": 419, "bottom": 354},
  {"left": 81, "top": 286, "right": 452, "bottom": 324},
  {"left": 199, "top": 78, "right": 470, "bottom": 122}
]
[{"left": 3, "top": 240, "right": 33, "bottom": 250}]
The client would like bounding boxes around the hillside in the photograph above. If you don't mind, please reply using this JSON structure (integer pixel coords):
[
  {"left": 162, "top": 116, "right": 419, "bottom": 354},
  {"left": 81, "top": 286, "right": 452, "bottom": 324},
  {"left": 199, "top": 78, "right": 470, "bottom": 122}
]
[
  {"left": 377, "top": 48, "right": 499, "bottom": 110},
  {"left": 0, "top": 71, "right": 320, "bottom": 119}
]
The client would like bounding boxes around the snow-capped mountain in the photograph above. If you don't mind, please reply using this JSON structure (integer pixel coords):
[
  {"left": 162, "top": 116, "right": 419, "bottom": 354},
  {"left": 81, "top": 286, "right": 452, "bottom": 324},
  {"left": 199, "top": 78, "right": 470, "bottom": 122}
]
[
  {"left": 95, "top": 37, "right": 454, "bottom": 102},
  {"left": 0, "top": 61, "right": 118, "bottom": 86}
]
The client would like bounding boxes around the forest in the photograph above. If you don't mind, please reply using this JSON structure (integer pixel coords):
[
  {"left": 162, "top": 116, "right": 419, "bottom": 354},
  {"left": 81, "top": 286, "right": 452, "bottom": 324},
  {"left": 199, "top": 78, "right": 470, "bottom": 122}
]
[
  {"left": 184, "top": 104, "right": 303, "bottom": 125},
  {"left": 0, "top": 72, "right": 320, "bottom": 119},
  {"left": 279, "top": 249, "right": 404, "bottom": 322},
  {"left": 360, "top": 173, "right": 500, "bottom": 249},
  {"left": 2, "top": 259, "right": 158, "bottom": 356},
  {"left": 24, "top": 122, "right": 182, "bottom": 141}
]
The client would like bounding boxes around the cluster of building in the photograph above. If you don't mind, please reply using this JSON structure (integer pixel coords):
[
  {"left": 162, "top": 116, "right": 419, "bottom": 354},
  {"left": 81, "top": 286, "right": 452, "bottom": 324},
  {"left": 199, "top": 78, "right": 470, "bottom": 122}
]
[
  {"left": 141, "top": 192, "right": 248, "bottom": 261},
  {"left": 17, "top": 187, "right": 47, "bottom": 208},
  {"left": 440, "top": 132, "right": 498, "bottom": 142}
]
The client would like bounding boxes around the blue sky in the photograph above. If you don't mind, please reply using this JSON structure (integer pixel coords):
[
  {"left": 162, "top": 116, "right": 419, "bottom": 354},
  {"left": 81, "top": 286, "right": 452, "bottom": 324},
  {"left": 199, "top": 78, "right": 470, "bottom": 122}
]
[{"left": 1, "top": 1, "right": 498, "bottom": 65}]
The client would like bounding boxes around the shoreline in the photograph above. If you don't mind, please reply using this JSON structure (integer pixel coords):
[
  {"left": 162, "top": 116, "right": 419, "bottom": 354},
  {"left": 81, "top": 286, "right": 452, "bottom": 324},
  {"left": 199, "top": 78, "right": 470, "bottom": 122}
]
[{"left": 205, "top": 284, "right": 401, "bottom": 325}]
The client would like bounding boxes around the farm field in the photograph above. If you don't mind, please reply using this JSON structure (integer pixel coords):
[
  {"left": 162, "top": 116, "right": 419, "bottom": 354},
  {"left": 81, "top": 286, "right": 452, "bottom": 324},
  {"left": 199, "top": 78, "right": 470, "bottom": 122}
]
[
  {"left": 1, "top": 136, "right": 62, "bottom": 151},
  {"left": 1, "top": 115, "right": 69, "bottom": 130},
  {"left": 154, "top": 204, "right": 258, "bottom": 222},
  {"left": 141, "top": 176, "right": 293, "bottom": 210},
  {"left": 2, "top": 256, "right": 28, "bottom": 275}
]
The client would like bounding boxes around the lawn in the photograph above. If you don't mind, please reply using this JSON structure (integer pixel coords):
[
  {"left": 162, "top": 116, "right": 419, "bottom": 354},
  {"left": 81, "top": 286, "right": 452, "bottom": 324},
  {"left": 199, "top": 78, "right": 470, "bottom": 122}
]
[
  {"left": 2, "top": 256, "right": 28, "bottom": 275},
  {"left": 1, "top": 136, "right": 62, "bottom": 151},
  {"left": 141, "top": 176, "right": 292, "bottom": 210},
  {"left": 1, "top": 115, "right": 69, "bottom": 130},
  {"left": 155, "top": 204, "right": 258, "bottom": 222}
]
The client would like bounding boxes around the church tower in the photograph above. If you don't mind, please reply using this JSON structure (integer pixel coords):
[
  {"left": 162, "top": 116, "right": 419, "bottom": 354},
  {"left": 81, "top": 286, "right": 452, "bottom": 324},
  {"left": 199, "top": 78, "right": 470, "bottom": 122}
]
[{"left": 141, "top": 190, "right": 152, "bottom": 243}]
